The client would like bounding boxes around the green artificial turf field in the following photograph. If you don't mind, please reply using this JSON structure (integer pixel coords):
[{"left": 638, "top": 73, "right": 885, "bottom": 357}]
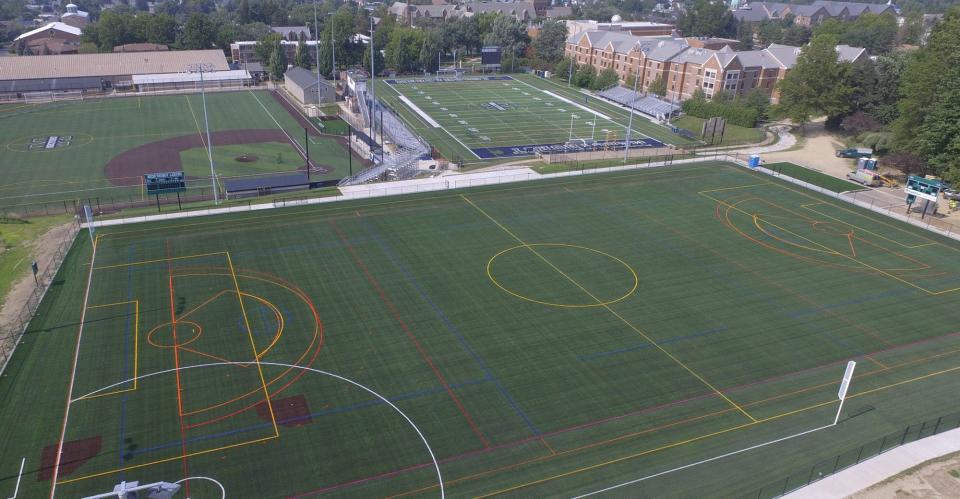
[
  {"left": 0, "top": 90, "right": 358, "bottom": 213},
  {"left": 374, "top": 74, "right": 698, "bottom": 163},
  {"left": 1, "top": 162, "right": 959, "bottom": 498}
]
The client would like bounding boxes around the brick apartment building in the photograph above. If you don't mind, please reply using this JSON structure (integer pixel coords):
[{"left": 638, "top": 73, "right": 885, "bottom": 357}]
[
  {"left": 229, "top": 40, "right": 319, "bottom": 64},
  {"left": 565, "top": 30, "right": 866, "bottom": 103},
  {"left": 733, "top": 1, "right": 897, "bottom": 26}
]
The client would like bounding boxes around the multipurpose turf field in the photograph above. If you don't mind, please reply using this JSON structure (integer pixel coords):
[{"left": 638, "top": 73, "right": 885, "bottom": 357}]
[
  {"left": 374, "top": 74, "right": 697, "bottom": 161},
  {"left": 0, "top": 90, "right": 361, "bottom": 210},
  {"left": 3, "top": 162, "right": 960, "bottom": 498}
]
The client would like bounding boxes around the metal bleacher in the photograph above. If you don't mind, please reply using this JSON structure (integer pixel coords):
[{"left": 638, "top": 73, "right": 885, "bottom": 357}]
[
  {"left": 597, "top": 86, "right": 680, "bottom": 120},
  {"left": 338, "top": 97, "right": 431, "bottom": 186}
]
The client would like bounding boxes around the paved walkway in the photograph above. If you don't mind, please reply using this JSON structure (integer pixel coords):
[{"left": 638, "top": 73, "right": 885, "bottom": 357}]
[{"left": 785, "top": 426, "right": 960, "bottom": 498}]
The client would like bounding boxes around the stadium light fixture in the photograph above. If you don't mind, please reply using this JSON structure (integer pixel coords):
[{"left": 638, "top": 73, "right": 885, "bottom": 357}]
[{"left": 186, "top": 63, "right": 218, "bottom": 205}]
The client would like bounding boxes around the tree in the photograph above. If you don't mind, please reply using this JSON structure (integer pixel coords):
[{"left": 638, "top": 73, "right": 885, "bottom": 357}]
[
  {"left": 573, "top": 64, "right": 596, "bottom": 88},
  {"left": 740, "top": 88, "right": 770, "bottom": 121},
  {"left": 592, "top": 68, "right": 619, "bottom": 91},
  {"left": 881, "top": 151, "right": 926, "bottom": 177},
  {"left": 678, "top": 0, "right": 737, "bottom": 38},
  {"left": 385, "top": 27, "right": 423, "bottom": 73},
  {"left": 254, "top": 32, "right": 283, "bottom": 65},
  {"left": 775, "top": 34, "right": 851, "bottom": 127},
  {"left": 179, "top": 13, "right": 217, "bottom": 49},
  {"left": 95, "top": 10, "right": 134, "bottom": 50},
  {"left": 647, "top": 74, "right": 667, "bottom": 97},
  {"left": 363, "top": 44, "right": 384, "bottom": 75},
  {"left": 840, "top": 111, "right": 881, "bottom": 133},
  {"left": 553, "top": 57, "right": 575, "bottom": 83},
  {"left": 532, "top": 19, "right": 567, "bottom": 64},
  {"left": 893, "top": 8, "right": 960, "bottom": 175},
  {"left": 295, "top": 37, "right": 312, "bottom": 69},
  {"left": 269, "top": 39, "right": 287, "bottom": 80}
]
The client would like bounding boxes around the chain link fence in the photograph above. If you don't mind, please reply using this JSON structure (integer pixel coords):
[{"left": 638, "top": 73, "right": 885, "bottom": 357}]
[
  {"left": 743, "top": 410, "right": 960, "bottom": 499},
  {"left": 0, "top": 223, "right": 80, "bottom": 376}
]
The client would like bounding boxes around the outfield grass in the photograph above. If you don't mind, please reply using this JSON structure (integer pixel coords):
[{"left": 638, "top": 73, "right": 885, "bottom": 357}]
[
  {"left": 767, "top": 162, "right": 862, "bottom": 193},
  {"left": 0, "top": 90, "right": 357, "bottom": 210},
  {"left": 673, "top": 115, "right": 765, "bottom": 146},
  {"left": 2, "top": 162, "right": 959, "bottom": 497},
  {"left": 374, "top": 74, "right": 698, "bottom": 163}
]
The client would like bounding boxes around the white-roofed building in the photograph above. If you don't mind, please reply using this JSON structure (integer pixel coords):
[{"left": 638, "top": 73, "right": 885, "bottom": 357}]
[{"left": 13, "top": 21, "right": 82, "bottom": 55}]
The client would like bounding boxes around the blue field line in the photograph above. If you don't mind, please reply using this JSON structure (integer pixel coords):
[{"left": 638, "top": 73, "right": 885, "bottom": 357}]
[
  {"left": 359, "top": 218, "right": 543, "bottom": 437},
  {"left": 130, "top": 376, "right": 492, "bottom": 457},
  {"left": 787, "top": 288, "right": 911, "bottom": 319},
  {"left": 579, "top": 326, "right": 728, "bottom": 362},
  {"left": 574, "top": 191, "right": 864, "bottom": 355},
  {"left": 118, "top": 242, "right": 136, "bottom": 474}
]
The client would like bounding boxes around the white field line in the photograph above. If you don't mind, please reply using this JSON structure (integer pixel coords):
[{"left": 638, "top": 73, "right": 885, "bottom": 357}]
[
  {"left": 398, "top": 94, "right": 441, "bottom": 127},
  {"left": 49, "top": 240, "right": 98, "bottom": 498},
  {"left": 541, "top": 90, "right": 612, "bottom": 121},
  {"left": 247, "top": 89, "right": 310, "bottom": 165},
  {"left": 6, "top": 458, "right": 25, "bottom": 499},
  {"left": 511, "top": 76, "right": 655, "bottom": 140},
  {"left": 573, "top": 423, "right": 834, "bottom": 498},
  {"left": 383, "top": 82, "right": 480, "bottom": 159}
]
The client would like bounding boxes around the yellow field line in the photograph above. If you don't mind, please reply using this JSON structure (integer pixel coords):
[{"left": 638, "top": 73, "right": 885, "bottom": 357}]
[
  {"left": 78, "top": 300, "right": 140, "bottom": 398},
  {"left": 55, "top": 434, "right": 279, "bottom": 485},
  {"left": 226, "top": 251, "right": 280, "bottom": 438},
  {"left": 461, "top": 193, "right": 757, "bottom": 423},
  {"left": 701, "top": 192, "right": 941, "bottom": 295},
  {"left": 96, "top": 165, "right": 723, "bottom": 242},
  {"left": 697, "top": 182, "right": 772, "bottom": 194},
  {"left": 184, "top": 94, "right": 209, "bottom": 150},
  {"left": 92, "top": 251, "right": 227, "bottom": 270},
  {"left": 475, "top": 362, "right": 960, "bottom": 497}
]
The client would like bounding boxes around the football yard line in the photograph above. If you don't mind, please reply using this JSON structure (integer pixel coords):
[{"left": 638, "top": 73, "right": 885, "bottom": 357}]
[
  {"left": 383, "top": 81, "right": 481, "bottom": 159},
  {"left": 459, "top": 194, "right": 757, "bottom": 423}
]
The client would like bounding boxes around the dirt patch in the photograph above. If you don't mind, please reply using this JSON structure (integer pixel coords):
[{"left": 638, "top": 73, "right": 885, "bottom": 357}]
[
  {"left": 235, "top": 155, "right": 259, "bottom": 163},
  {"left": 849, "top": 451, "right": 960, "bottom": 499},
  {"left": 0, "top": 222, "right": 75, "bottom": 348},
  {"left": 761, "top": 120, "right": 856, "bottom": 177},
  {"left": 38, "top": 436, "right": 102, "bottom": 481},
  {"left": 256, "top": 394, "right": 311, "bottom": 428},
  {"left": 104, "top": 129, "right": 294, "bottom": 186}
]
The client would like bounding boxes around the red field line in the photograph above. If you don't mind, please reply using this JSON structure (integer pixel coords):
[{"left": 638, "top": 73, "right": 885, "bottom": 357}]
[
  {"left": 330, "top": 220, "right": 491, "bottom": 448},
  {"left": 166, "top": 242, "right": 191, "bottom": 496}
]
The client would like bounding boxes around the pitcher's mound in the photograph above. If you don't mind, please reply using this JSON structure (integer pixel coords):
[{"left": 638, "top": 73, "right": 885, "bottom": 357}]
[{"left": 235, "top": 155, "right": 259, "bottom": 163}]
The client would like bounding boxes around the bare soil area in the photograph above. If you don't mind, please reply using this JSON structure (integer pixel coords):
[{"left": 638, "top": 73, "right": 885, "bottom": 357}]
[
  {"left": 761, "top": 121, "right": 858, "bottom": 177},
  {"left": 849, "top": 451, "right": 960, "bottom": 499},
  {"left": 0, "top": 222, "right": 75, "bottom": 350}
]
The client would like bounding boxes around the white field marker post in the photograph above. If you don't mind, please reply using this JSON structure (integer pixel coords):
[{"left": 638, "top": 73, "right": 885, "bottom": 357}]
[
  {"left": 6, "top": 457, "right": 25, "bottom": 499},
  {"left": 834, "top": 360, "right": 857, "bottom": 425}
]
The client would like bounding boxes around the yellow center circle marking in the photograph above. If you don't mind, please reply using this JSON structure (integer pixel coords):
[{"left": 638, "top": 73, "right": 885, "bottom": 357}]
[
  {"left": 486, "top": 243, "right": 638, "bottom": 308},
  {"left": 147, "top": 320, "right": 203, "bottom": 348}
]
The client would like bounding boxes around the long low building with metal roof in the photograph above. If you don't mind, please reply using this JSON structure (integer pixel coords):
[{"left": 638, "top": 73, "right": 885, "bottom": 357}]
[{"left": 0, "top": 49, "right": 231, "bottom": 97}]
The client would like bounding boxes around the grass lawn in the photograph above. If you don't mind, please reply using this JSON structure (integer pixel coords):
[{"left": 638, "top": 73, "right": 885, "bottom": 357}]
[
  {"left": 0, "top": 215, "right": 72, "bottom": 302},
  {"left": 0, "top": 90, "right": 356, "bottom": 211},
  {"left": 673, "top": 115, "right": 765, "bottom": 146},
  {"left": 3, "top": 161, "right": 960, "bottom": 497},
  {"left": 766, "top": 161, "right": 862, "bottom": 193}
]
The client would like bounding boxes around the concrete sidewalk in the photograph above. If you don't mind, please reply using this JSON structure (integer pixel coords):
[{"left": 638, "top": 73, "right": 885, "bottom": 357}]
[{"left": 785, "top": 426, "right": 960, "bottom": 498}]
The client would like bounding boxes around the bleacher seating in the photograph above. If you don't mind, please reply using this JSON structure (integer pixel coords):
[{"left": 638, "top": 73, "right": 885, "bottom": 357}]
[{"left": 597, "top": 86, "right": 681, "bottom": 120}]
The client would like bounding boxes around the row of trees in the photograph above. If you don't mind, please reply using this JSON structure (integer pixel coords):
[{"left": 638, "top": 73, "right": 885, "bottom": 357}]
[{"left": 776, "top": 8, "right": 960, "bottom": 182}]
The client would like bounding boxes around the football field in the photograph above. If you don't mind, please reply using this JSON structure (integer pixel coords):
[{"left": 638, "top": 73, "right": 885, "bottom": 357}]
[
  {"left": 1, "top": 162, "right": 959, "bottom": 498},
  {"left": 376, "top": 74, "right": 697, "bottom": 161}
]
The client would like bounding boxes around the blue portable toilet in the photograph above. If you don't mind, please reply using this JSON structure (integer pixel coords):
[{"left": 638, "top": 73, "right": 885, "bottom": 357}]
[{"left": 748, "top": 155, "right": 761, "bottom": 168}]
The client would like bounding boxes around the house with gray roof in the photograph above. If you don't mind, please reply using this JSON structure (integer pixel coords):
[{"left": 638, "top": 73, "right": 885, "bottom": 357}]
[{"left": 734, "top": 1, "right": 897, "bottom": 26}]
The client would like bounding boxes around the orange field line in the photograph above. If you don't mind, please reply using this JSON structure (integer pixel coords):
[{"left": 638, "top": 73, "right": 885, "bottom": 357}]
[{"left": 166, "top": 243, "right": 190, "bottom": 493}]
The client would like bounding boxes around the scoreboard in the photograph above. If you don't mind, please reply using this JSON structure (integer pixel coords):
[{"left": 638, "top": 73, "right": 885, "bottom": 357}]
[
  {"left": 144, "top": 171, "right": 186, "bottom": 195},
  {"left": 481, "top": 46, "right": 502, "bottom": 67}
]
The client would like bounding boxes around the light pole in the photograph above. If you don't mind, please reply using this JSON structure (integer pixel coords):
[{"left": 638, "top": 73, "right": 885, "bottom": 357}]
[
  {"left": 329, "top": 12, "right": 337, "bottom": 82},
  {"left": 368, "top": 17, "right": 376, "bottom": 163},
  {"left": 186, "top": 63, "right": 218, "bottom": 204},
  {"left": 623, "top": 63, "right": 641, "bottom": 164},
  {"left": 314, "top": 0, "right": 321, "bottom": 96}
]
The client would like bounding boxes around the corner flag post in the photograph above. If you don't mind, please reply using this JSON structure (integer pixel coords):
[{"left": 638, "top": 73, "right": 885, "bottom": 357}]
[{"left": 834, "top": 360, "right": 856, "bottom": 425}]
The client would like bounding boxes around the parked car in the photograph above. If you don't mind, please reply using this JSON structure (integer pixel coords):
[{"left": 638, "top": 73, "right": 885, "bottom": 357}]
[{"left": 836, "top": 148, "right": 874, "bottom": 159}]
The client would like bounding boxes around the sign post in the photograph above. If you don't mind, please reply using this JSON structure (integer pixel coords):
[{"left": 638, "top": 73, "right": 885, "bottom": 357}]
[{"left": 834, "top": 360, "right": 856, "bottom": 425}]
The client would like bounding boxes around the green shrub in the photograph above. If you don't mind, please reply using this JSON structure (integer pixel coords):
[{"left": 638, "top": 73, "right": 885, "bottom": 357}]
[{"left": 681, "top": 99, "right": 759, "bottom": 128}]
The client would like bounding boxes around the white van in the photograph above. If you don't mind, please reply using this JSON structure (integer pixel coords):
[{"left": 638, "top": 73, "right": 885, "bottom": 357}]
[{"left": 846, "top": 169, "right": 882, "bottom": 187}]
